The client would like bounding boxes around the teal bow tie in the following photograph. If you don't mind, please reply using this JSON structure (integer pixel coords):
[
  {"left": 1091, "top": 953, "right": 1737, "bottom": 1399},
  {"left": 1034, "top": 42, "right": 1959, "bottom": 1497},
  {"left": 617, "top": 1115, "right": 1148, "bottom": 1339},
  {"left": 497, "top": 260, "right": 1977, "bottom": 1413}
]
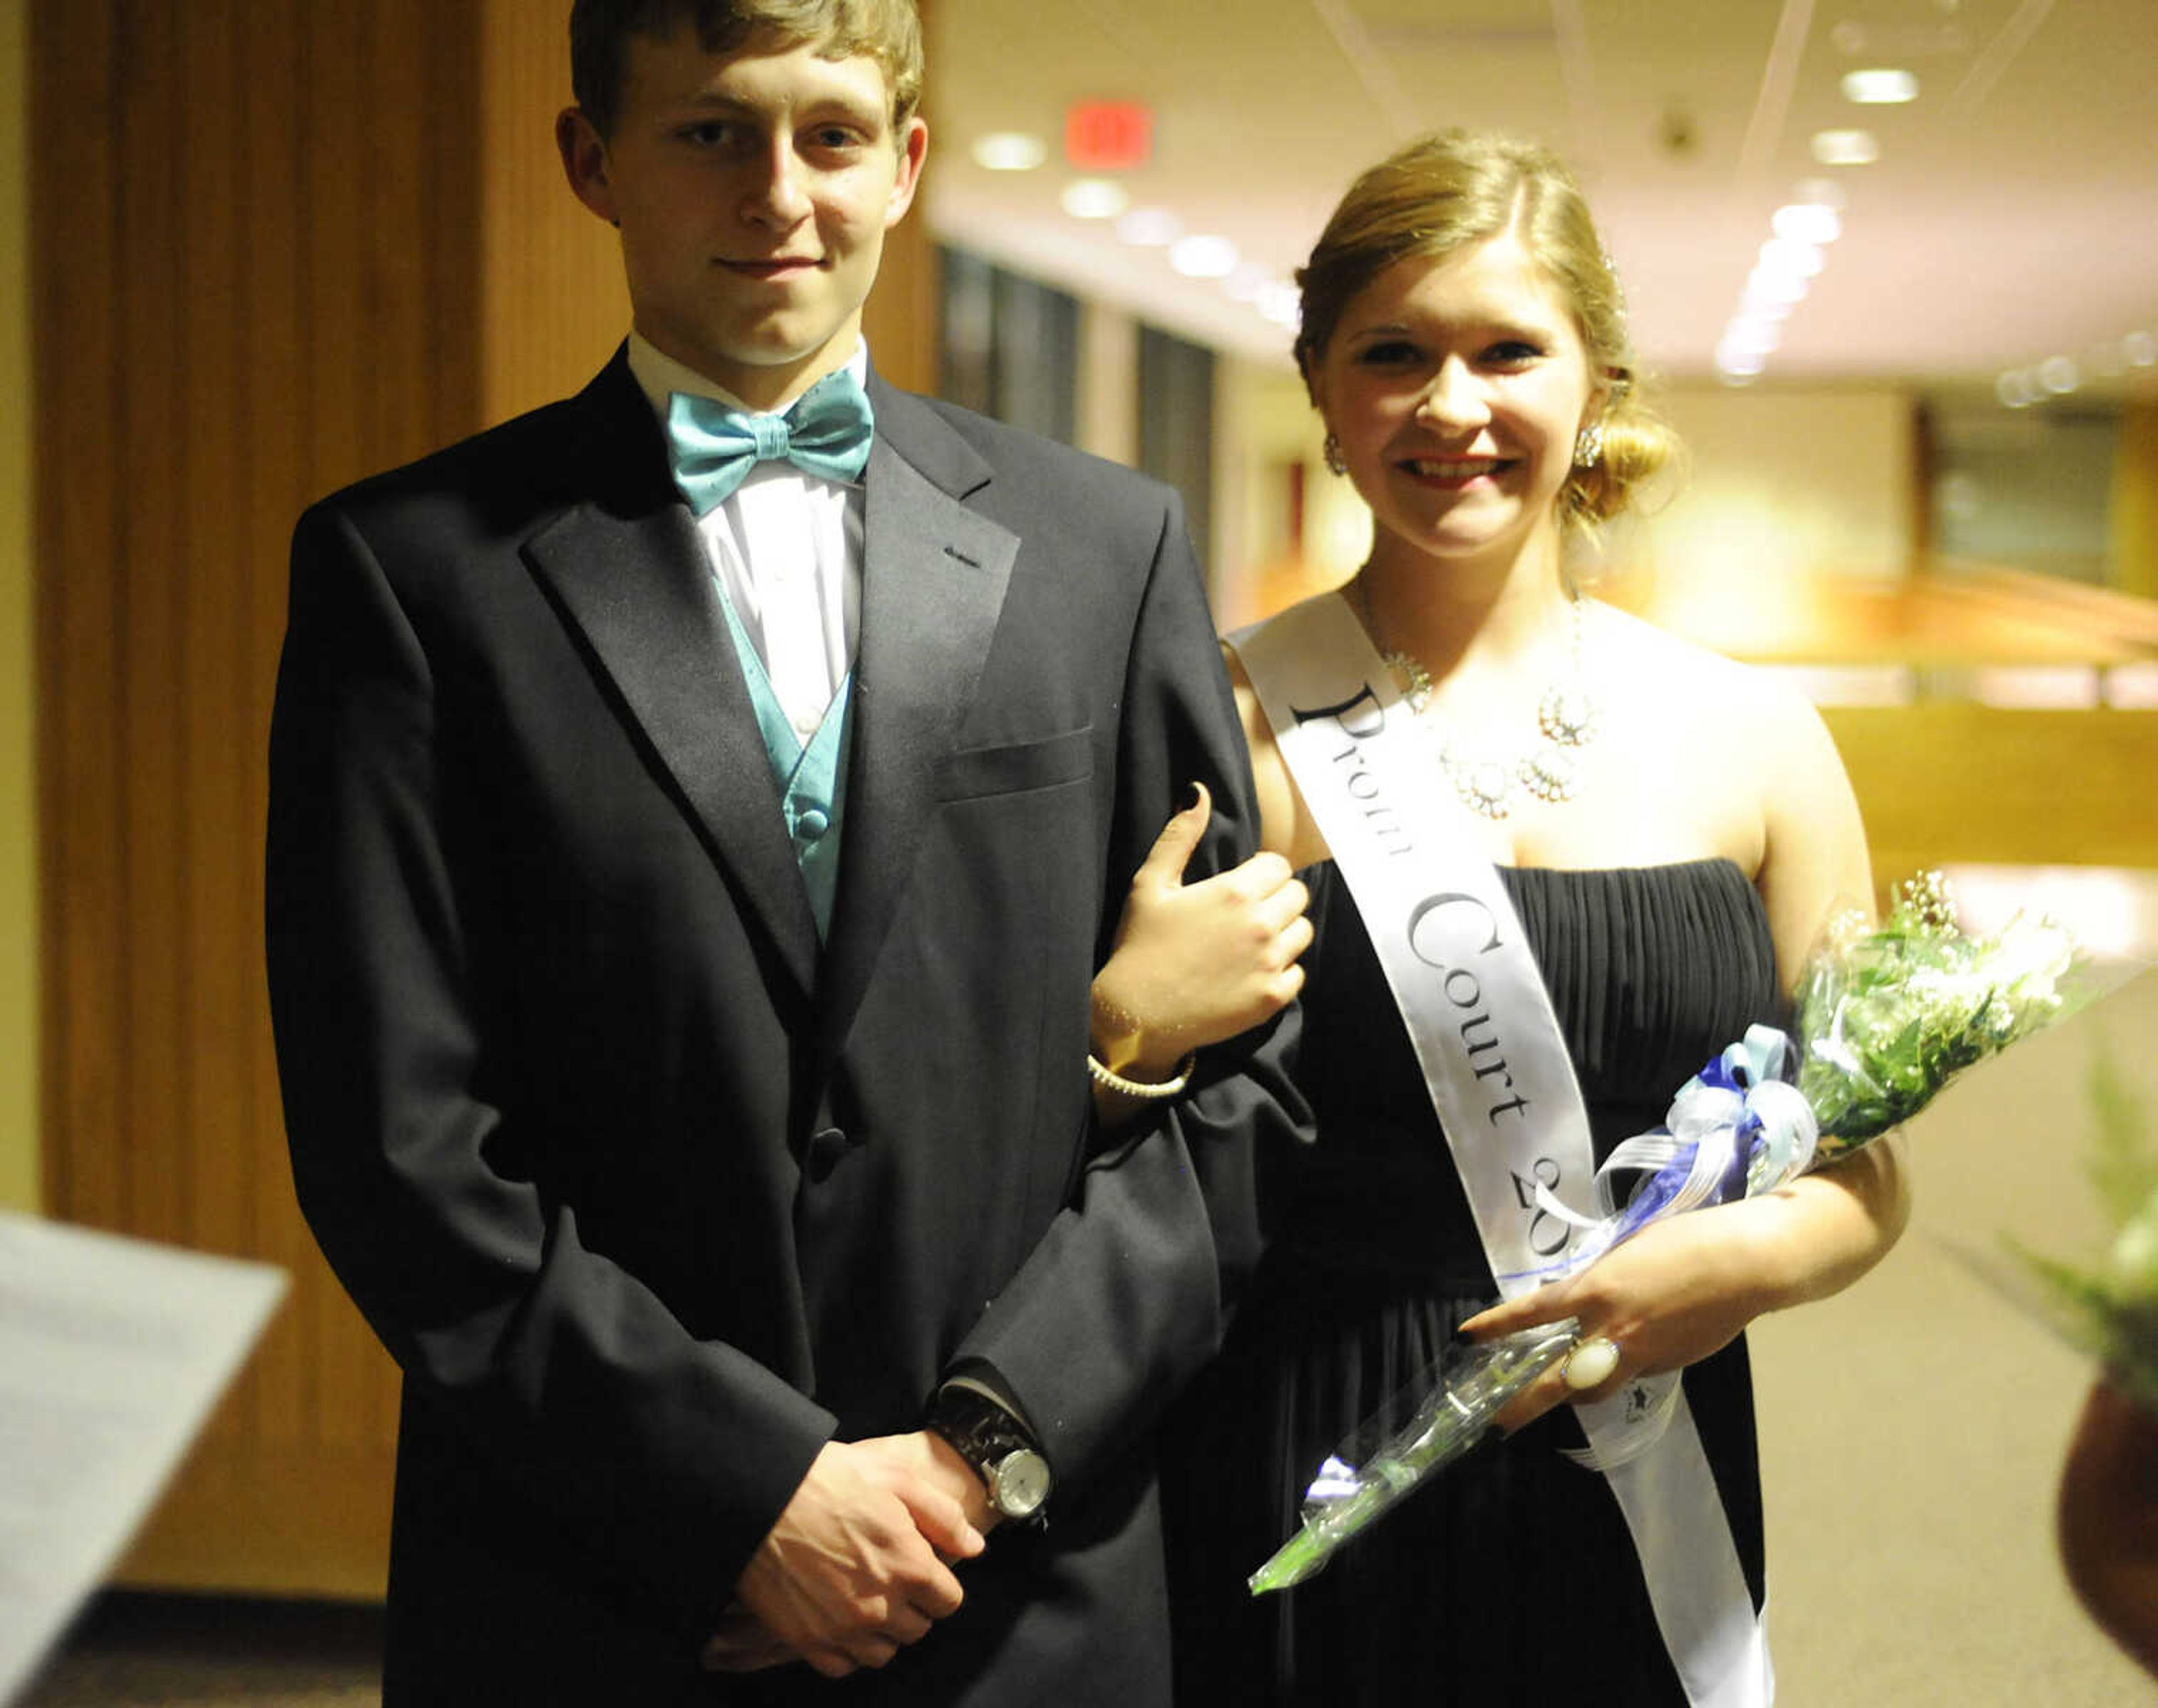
[{"left": 664, "top": 368, "right": 876, "bottom": 515}]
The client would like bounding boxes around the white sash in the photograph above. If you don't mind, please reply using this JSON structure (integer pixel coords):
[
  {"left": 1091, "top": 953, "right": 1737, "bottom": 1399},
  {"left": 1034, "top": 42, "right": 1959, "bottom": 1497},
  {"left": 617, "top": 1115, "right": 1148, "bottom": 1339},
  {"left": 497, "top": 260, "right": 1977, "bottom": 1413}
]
[{"left": 1231, "top": 592, "right": 1772, "bottom": 1708}]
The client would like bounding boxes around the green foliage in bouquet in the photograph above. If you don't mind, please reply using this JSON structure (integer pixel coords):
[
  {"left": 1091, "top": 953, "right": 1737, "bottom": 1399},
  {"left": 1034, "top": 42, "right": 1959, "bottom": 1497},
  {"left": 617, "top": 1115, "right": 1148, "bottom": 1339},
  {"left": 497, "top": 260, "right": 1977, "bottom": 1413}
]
[
  {"left": 1795, "top": 872, "right": 2084, "bottom": 1163},
  {"left": 2008, "top": 1053, "right": 2158, "bottom": 1416}
]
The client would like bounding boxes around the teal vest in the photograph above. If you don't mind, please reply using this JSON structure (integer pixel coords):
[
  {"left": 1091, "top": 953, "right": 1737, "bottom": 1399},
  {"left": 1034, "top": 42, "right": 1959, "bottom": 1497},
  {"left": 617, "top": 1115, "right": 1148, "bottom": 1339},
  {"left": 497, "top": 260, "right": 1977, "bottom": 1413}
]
[{"left": 711, "top": 585, "right": 851, "bottom": 938}]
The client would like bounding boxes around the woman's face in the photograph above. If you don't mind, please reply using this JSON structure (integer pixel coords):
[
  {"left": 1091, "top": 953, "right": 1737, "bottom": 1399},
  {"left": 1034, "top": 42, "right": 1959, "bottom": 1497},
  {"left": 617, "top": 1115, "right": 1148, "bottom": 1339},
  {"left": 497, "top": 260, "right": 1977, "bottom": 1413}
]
[{"left": 1312, "top": 232, "right": 1602, "bottom": 574}]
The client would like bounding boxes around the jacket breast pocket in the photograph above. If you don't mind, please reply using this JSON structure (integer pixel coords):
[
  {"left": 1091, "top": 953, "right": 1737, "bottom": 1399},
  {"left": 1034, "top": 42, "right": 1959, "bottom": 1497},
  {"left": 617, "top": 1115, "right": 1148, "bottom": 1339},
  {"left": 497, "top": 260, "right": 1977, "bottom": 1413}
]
[{"left": 935, "top": 725, "right": 1096, "bottom": 802}]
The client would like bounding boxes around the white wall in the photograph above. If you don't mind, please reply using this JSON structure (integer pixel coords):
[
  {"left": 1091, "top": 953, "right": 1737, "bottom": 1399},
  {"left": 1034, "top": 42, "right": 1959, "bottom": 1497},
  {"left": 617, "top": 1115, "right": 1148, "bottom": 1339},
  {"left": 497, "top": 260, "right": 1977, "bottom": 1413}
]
[{"left": 1653, "top": 384, "right": 1915, "bottom": 582}]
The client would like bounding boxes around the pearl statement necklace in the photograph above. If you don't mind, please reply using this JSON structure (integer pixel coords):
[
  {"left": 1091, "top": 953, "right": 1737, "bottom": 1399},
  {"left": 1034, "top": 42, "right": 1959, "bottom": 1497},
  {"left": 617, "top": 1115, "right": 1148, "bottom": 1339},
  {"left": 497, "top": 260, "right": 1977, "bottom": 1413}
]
[{"left": 1364, "top": 587, "right": 1602, "bottom": 821}]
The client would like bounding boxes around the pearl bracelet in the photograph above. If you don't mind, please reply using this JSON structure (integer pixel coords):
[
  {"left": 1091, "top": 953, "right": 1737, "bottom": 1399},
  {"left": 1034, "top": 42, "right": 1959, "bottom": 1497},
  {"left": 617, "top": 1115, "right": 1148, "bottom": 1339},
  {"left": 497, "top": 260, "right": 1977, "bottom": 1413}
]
[{"left": 1086, "top": 1051, "right": 1198, "bottom": 1100}]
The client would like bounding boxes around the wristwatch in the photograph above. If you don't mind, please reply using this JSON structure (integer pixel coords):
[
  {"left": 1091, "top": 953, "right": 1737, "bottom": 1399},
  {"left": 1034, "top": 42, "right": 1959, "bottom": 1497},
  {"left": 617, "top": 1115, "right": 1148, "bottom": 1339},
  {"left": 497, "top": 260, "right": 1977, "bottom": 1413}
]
[{"left": 928, "top": 1382, "right": 1053, "bottom": 1524}]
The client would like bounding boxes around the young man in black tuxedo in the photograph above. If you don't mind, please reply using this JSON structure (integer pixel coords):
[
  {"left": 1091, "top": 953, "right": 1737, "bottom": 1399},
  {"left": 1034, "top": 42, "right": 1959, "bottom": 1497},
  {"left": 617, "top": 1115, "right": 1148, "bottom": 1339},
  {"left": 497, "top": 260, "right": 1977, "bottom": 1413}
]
[{"left": 266, "top": 2, "right": 1303, "bottom": 1701}]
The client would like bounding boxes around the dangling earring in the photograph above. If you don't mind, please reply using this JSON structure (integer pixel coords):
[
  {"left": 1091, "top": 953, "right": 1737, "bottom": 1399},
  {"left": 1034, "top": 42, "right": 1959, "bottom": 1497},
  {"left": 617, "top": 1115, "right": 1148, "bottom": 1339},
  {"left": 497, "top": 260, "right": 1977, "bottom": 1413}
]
[
  {"left": 1574, "top": 419, "right": 1606, "bottom": 469},
  {"left": 1323, "top": 432, "right": 1349, "bottom": 475}
]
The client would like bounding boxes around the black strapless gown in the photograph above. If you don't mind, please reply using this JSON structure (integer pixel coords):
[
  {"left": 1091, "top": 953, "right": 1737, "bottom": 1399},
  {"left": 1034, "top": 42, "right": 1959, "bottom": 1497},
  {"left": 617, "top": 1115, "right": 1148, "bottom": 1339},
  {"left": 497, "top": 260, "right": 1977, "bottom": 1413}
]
[{"left": 1165, "top": 859, "right": 1787, "bottom": 1706}]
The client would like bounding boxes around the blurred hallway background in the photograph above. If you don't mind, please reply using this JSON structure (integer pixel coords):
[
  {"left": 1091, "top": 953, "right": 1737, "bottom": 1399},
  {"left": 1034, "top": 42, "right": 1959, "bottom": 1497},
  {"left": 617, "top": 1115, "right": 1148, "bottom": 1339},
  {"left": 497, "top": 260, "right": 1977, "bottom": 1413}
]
[{"left": 7, "top": 0, "right": 2158, "bottom": 1700}]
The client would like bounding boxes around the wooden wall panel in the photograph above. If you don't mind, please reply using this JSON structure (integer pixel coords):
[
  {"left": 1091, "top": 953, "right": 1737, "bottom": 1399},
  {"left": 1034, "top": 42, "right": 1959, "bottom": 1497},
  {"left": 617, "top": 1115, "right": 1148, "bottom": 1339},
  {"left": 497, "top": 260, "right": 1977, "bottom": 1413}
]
[
  {"left": 861, "top": 0, "right": 936, "bottom": 396},
  {"left": 34, "top": 0, "right": 483, "bottom": 1595},
  {"left": 239, "top": 0, "right": 316, "bottom": 1464},
  {"left": 34, "top": 0, "right": 942, "bottom": 1598},
  {"left": 1825, "top": 706, "right": 2158, "bottom": 886},
  {"left": 173, "top": 0, "right": 252, "bottom": 1459},
  {"left": 861, "top": 191, "right": 939, "bottom": 396},
  {"left": 33, "top": 0, "right": 124, "bottom": 1277},
  {"left": 2115, "top": 402, "right": 2158, "bottom": 603},
  {"left": 479, "top": 0, "right": 630, "bottom": 423}
]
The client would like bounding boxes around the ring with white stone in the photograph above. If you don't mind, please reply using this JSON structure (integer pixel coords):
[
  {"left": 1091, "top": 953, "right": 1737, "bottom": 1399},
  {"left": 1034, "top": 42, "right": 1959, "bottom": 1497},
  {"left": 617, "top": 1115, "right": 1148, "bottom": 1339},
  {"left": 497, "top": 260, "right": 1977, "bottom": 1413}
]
[{"left": 1562, "top": 1334, "right": 1621, "bottom": 1391}]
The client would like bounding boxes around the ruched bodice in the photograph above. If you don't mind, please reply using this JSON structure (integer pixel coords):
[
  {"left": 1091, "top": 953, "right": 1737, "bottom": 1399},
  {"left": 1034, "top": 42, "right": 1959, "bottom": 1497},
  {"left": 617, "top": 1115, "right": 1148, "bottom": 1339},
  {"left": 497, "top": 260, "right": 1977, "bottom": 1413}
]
[{"left": 1276, "top": 858, "right": 1784, "bottom": 1279}]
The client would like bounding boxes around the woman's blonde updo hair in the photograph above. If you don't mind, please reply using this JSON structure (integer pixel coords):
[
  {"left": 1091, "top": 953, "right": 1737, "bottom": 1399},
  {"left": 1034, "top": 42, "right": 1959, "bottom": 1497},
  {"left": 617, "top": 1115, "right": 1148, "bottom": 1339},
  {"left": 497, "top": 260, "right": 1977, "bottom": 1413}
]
[{"left": 1295, "top": 129, "right": 1679, "bottom": 535}]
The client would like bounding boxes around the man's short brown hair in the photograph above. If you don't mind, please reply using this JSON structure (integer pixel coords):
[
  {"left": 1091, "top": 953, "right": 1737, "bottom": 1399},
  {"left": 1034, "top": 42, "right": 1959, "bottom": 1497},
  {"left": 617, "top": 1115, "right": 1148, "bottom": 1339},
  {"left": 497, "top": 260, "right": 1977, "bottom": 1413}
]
[{"left": 570, "top": 0, "right": 924, "bottom": 137}]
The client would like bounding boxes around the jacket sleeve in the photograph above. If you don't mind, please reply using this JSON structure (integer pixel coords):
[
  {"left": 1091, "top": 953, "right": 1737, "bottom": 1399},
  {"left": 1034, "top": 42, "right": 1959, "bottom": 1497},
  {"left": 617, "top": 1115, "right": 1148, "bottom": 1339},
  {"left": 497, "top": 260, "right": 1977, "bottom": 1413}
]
[
  {"left": 948, "top": 487, "right": 1309, "bottom": 1491},
  {"left": 266, "top": 500, "right": 832, "bottom": 1635}
]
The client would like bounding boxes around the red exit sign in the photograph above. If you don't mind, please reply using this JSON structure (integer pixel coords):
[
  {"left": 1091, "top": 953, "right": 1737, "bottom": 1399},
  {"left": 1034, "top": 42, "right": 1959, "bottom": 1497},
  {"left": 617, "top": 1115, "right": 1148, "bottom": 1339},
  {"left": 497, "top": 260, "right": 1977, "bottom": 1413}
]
[{"left": 1065, "top": 101, "right": 1153, "bottom": 171}]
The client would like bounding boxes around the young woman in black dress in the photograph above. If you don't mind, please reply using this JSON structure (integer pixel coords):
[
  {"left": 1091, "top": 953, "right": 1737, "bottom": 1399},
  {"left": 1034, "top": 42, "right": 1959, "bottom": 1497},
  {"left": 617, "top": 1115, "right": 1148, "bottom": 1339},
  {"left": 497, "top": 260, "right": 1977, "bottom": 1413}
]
[{"left": 1093, "top": 129, "right": 1912, "bottom": 1705}]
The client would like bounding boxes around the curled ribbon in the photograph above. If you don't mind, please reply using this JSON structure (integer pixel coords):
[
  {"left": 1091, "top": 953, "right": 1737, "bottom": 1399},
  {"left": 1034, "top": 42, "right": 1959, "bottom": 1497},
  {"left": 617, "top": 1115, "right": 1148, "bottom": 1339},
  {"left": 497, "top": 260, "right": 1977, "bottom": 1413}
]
[{"left": 1501, "top": 1024, "right": 1820, "bottom": 1287}]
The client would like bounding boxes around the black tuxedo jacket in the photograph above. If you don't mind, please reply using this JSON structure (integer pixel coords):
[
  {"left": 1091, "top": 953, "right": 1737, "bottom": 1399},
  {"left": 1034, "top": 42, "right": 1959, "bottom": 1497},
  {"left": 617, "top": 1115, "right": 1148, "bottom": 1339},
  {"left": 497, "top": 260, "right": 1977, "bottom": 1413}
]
[{"left": 266, "top": 351, "right": 1303, "bottom": 1705}]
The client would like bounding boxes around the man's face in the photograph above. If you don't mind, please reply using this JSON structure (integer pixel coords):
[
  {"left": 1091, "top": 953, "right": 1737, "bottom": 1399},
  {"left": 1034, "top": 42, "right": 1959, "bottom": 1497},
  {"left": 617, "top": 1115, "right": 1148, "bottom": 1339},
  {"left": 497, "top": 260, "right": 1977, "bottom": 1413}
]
[{"left": 560, "top": 24, "right": 927, "bottom": 411}]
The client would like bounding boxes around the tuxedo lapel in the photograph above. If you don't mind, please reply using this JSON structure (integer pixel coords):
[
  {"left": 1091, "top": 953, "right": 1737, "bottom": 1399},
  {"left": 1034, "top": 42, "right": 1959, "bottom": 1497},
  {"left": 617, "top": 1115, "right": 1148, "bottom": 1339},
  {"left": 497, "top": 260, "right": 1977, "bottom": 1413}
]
[
  {"left": 816, "top": 384, "right": 1018, "bottom": 1057},
  {"left": 523, "top": 357, "right": 821, "bottom": 1001}
]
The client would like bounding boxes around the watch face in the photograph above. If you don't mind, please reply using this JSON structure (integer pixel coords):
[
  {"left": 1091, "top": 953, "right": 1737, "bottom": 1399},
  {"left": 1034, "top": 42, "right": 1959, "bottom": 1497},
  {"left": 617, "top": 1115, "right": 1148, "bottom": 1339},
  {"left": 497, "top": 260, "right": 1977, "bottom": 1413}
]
[{"left": 990, "top": 1449, "right": 1052, "bottom": 1520}]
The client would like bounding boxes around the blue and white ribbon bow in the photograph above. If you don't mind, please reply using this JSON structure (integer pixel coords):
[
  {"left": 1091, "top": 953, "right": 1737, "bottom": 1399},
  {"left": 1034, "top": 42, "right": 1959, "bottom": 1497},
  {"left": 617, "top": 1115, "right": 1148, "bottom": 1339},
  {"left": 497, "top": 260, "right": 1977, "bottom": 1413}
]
[{"left": 1503, "top": 1024, "right": 1820, "bottom": 1285}]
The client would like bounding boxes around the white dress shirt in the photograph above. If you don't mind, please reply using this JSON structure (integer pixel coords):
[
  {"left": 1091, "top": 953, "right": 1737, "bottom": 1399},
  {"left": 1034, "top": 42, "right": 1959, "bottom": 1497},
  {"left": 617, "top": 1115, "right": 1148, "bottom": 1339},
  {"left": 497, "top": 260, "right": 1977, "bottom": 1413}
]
[{"left": 628, "top": 334, "right": 865, "bottom": 746}]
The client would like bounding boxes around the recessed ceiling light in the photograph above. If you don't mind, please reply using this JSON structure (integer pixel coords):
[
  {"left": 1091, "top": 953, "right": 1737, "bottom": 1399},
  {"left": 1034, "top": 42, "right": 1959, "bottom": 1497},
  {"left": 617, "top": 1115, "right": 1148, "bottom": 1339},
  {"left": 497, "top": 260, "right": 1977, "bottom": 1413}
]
[
  {"left": 1258, "top": 285, "right": 1302, "bottom": 328},
  {"left": 1757, "top": 238, "right": 1825, "bottom": 280},
  {"left": 1811, "top": 129, "right": 1880, "bottom": 166},
  {"left": 1997, "top": 371, "right": 2035, "bottom": 408},
  {"left": 1061, "top": 178, "right": 1129, "bottom": 220},
  {"left": 1842, "top": 68, "right": 1919, "bottom": 103},
  {"left": 971, "top": 131, "right": 1048, "bottom": 172},
  {"left": 1169, "top": 235, "right": 1240, "bottom": 279},
  {"left": 1117, "top": 206, "right": 1182, "bottom": 247},
  {"left": 1723, "top": 318, "right": 1782, "bottom": 356},
  {"left": 1735, "top": 280, "right": 1804, "bottom": 317},
  {"left": 1772, "top": 203, "right": 1843, "bottom": 244},
  {"left": 1223, "top": 264, "right": 1274, "bottom": 303},
  {"left": 2039, "top": 355, "right": 2080, "bottom": 394},
  {"left": 1744, "top": 268, "right": 1809, "bottom": 308},
  {"left": 1716, "top": 345, "right": 1769, "bottom": 378}
]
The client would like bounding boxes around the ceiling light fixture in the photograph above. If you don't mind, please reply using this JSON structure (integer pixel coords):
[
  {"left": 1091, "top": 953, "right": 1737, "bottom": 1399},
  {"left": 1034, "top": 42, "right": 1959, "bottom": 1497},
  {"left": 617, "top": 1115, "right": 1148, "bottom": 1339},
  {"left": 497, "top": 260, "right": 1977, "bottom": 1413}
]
[
  {"left": 1743, "top": 269, "right": 1809, "bottom": 308},
  {"left": 1758, "top": 237, "right": 1825, "bottom": 279},
  {"left": 1712, "top": 183, "right": 1843, "bottom": 379},
  {"left": 1169, "top": 234, "right": 1240, "bottom": 279},
  {"left": 1723, "top": 318, "right": 1782, "bottom": 356},
  {"left": 1116, "top": 206, "right": 1182, "bottom": 247},
  {"left": 1060, "top": 178, "right": 1129, "bottom": 220},
  {"left": 1258, "top": 285, "right": 1302, "bottom": 328},
  {"left": 1841, "top": 67, "right": 1919, "bottom": 103},
  {"left": 1811, "top": 129, "right": 1881, "bottom": 166},
  {"left": 1772, "top": 203, "right": 1843, "bottom": 244},
  {"left": 971, "top": 132, "right": 1048, "bottom": 172}
]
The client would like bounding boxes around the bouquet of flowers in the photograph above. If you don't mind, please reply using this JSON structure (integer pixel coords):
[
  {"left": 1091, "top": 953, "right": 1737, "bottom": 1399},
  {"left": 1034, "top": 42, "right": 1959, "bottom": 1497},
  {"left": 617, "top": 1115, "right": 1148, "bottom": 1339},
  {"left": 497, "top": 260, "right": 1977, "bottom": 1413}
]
[
  {"left": 2005, "top": 1052, "right": 2158, "bottom": 1415},
  {"left": 1250, "top": 873, "right": 2090, "bottom": 1595}
]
